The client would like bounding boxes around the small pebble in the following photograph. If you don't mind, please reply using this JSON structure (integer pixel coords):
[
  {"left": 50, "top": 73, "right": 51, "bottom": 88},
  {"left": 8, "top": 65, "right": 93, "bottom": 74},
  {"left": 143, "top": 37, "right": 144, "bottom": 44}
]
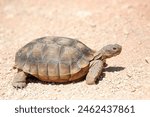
[
  {"left": 126, "top": 73, "right": 132, "bottom": 78},
  {"left": 131, "top": 89, "right": 136, "bottom": 92},
  {"left": 145, "top": 57, "right": 150, "bottom": 64},
  {"left": 90, "top": 24, "right": 97, "bottom": 28},
  {"left": 138, "top": 41, "right": 142, "bottom": 45}
]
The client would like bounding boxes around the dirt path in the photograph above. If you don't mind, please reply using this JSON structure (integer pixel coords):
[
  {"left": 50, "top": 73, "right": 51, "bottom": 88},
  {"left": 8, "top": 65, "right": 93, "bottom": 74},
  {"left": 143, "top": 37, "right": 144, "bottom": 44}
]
[{"left": 0, "top": 0, "right": 150, "bottom": 99}]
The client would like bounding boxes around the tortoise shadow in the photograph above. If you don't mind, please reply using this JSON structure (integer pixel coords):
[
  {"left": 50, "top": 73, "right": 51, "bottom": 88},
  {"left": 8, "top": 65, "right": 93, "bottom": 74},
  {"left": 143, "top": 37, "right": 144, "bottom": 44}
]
[
  {"left": 104, "top": 66, "right": 125, "bottom": 72},
  {"left": 26, "top": 75, "right": 49, "bottom": 85},
  {"left": 96, "top": 66, "right": 125, "bottom": 84}
]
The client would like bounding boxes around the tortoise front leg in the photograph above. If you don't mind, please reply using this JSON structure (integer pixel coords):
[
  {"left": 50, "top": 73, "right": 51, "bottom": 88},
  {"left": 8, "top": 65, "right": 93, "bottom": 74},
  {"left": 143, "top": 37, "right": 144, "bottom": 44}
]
[
  {"left": 86, "top": 60, "right": 103, "bottom": 85},
  {"left": 103, "top": 60, "right": 108, "bottom": 67},
  {"left": 13, "top": 69, "right": 27, "bottom": 88}
]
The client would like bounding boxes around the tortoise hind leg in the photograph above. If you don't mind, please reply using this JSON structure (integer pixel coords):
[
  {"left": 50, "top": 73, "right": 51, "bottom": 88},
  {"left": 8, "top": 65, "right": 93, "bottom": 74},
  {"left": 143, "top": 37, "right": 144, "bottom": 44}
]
[
  {"left": 86, "top": 60, "right": 103, "bottom": 85},
  {"left": 13, "top": 69, "right": 27, "bottom": 89}
]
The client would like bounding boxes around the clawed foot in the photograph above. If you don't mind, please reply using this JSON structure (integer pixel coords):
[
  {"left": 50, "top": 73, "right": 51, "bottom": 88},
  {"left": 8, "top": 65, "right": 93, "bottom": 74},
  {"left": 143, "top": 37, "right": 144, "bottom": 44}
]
[
  {"left": 103, "top": 63, "right": 108, "bottom": 67},
  {"left": 13, "top": 70, "right": 27, "bottom": 89},
  {"left": 86, "top": 79, "right": 96, "bottom": 85},
  {"left": 13, "top": 82, "right": 27, "bottom": 89}
]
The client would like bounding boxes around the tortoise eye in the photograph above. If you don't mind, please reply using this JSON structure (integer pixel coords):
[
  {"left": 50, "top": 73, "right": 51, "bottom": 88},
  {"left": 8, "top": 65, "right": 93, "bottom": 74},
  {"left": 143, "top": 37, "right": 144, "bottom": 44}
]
[{"left": 113, "top": 47, "right": 117, "bottom": 50}]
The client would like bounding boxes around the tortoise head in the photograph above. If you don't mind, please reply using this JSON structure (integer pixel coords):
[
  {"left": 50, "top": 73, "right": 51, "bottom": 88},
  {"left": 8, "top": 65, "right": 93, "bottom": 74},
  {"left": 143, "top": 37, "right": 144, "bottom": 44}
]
[{"left": 94, "top": 44, "right": 122, "bottom": 60}]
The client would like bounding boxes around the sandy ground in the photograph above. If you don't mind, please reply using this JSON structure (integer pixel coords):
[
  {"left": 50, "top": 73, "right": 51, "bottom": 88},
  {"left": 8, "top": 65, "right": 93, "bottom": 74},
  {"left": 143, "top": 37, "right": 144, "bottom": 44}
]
[{"left": 0, "top": 0, "right": 150, "bottom": 99}]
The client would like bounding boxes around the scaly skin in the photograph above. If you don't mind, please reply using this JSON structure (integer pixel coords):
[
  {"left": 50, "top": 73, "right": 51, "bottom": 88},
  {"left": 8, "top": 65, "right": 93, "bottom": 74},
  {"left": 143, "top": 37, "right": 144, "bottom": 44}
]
[
  {"left": 86, "top": 60, "right": 104, "bottom": 85},
  {"left": 13, "top": 70, "right": 27, "bottom": 89}
]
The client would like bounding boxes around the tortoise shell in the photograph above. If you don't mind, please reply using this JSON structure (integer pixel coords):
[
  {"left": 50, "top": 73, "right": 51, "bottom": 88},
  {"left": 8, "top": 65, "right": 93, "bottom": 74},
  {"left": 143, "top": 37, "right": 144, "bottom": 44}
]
[{"left": 15, "top": 36, "right": 95, "bottom": 82}]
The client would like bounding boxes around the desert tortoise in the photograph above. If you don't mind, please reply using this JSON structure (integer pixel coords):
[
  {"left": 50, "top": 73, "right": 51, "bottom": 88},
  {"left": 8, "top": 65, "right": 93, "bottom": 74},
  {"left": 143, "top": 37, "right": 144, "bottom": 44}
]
[{"left": 13, "top": 36, "right": 122, "bottom": 88}]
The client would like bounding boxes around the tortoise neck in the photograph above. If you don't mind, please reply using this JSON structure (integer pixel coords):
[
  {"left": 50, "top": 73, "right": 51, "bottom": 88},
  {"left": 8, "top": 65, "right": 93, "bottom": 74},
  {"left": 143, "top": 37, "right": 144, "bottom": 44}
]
[{"left": 92, "top": 49, "right": 104, "bottom": 60}]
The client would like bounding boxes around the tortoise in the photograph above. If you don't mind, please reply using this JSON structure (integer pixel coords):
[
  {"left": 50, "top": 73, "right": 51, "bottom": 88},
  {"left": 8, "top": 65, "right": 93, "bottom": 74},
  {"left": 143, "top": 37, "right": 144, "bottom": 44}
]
[{"left": 13, "top": 36, "right": 122, "bottom": 88}]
